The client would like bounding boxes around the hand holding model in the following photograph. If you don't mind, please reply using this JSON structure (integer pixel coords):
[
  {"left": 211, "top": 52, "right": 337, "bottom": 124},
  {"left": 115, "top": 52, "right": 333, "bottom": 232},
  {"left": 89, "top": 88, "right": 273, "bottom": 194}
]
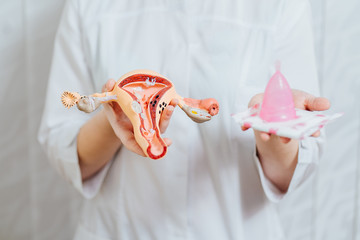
[{"left": 61, "top": 70, "right": 219, "bottom": 179}]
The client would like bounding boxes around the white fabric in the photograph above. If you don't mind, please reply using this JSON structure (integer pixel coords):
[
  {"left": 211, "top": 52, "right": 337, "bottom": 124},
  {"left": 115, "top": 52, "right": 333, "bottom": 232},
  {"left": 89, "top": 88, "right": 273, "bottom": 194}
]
[
  {"left": 0, "top": 1, "right": 83, "bottom": 240},
  {"left": 255, "top": 137, "right": 322, "bottom": 203},
  {"left": 1, "top": 0, "right": 359, "bottom": 240},
  {"left": 38, "top": 0, "right": 323, "bottom": 239},
  {"left": 276, "top": 0, "right": 360, "bottom": 240},
  {"left": 314, "top": 0, "right": 360, "bottom": 238}
]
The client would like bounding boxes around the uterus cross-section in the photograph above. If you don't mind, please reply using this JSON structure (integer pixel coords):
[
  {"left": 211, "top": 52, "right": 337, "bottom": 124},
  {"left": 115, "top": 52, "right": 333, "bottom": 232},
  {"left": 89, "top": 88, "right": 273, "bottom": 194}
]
[{"left": 61, "top": 70, "right": 219, "bottom": 159}]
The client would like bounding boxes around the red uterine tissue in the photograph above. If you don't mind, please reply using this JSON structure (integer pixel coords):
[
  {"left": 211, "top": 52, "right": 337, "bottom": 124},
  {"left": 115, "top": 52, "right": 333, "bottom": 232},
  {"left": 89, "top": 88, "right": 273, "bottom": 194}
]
[{"left": 259, "top": 64, "right": 297, "bottom": 122}]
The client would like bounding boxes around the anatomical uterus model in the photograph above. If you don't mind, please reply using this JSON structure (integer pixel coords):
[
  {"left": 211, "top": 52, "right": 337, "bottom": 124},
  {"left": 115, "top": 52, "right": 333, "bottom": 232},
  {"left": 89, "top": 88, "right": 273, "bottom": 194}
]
[{"left": 61, "top": 70, "right": 219, "bottom": 159}]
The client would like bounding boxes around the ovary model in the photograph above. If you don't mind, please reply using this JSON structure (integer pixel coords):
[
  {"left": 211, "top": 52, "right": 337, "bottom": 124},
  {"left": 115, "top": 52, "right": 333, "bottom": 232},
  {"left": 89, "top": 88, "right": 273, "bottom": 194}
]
[{"left": 61, "top": 70, "right": 219, "bottom": 159}]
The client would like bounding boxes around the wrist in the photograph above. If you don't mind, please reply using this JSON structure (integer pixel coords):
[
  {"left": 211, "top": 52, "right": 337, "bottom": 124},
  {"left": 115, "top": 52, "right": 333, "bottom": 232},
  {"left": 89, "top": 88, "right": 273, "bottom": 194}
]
[
  {"left": 255, "top": 134, "right": 299, "bottom": 192},
  {"left": 99, "top": 109, "right": 122, "bottom": 144}
]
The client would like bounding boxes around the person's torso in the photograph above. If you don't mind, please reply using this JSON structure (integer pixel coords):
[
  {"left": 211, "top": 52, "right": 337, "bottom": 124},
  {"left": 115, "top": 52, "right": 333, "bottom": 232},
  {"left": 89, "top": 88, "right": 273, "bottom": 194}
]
[{"left": 75, "top": 0, "right": 285, "bottom": 239}]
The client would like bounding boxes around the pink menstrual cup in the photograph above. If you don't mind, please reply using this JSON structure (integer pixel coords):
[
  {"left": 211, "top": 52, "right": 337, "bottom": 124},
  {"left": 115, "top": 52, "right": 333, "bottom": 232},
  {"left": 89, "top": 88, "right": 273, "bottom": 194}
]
[{"left": 259, "top": 64, "right": 297, "bottom": 122}]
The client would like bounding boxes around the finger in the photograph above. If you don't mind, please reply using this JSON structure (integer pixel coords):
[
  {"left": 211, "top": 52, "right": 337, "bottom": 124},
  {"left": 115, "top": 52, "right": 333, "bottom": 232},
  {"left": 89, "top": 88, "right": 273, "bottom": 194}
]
[
  {"left": 125, "top": 141, "right": 147, "bottom": 157},
  {"left": 241, "top": 122, "right": 253, "bottom": 131},
  {"left": 163, "top": 138, "right": 173, "bottom": 147},
  {"left": 305, "top": 96, "right": 331, "bottom": 111},
  {"left": 159, "top": 105, "right": 175, "bottom": 134},
  {"left": 260, "top": 132, "right": 271, "bottom": 141},
  {"left": 248, "top": 93, "right": 263, "bottom": 108},
  {"left": 119, "top": 131, "right": 147, "bottom": 157},
  {"left": 159, "top": 99, "right": 178, "bottom": 134},
  {"left": 311, "top": 130, "right": 321, "bottom": 138},
  {"left": 280, "top": 137, "right": 292, "bottom": 144},
  {"left": 241, "top": 126, "right": 250, "bottom": 131},
  {"left": 102, "top": 79, "right": 116, "bottom": 92},
  {"left": 168, "top": 98, "right": 179, "bottom": 107},
  {"left": 109, "top": 101, "right": 123, "bottom": 116},
  {"left": 103, "top": 81, "right": 122, "bottom": 114}
]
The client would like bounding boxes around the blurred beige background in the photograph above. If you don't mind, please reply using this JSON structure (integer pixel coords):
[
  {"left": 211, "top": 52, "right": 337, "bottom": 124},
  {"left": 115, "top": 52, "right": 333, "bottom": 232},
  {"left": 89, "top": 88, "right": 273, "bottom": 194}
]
[{"left": 0, "top": 0, "right": 359, "bottom": 239}]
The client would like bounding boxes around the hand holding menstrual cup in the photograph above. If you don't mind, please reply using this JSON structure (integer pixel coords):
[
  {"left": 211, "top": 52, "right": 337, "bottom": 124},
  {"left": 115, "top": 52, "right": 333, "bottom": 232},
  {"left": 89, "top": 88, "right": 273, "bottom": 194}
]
[
  {"left": 232, "top": 64, "right": 342, "bottom": 139},
  {"left": 61, "top": 70, "right": 219, "bottom": 159}
]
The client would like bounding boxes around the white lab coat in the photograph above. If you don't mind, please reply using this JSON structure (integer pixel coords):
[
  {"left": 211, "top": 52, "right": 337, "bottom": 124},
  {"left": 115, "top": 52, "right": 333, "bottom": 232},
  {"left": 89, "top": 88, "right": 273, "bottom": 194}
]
[{"left": 38, "top": 0, "right": 323, "bottom": 239}]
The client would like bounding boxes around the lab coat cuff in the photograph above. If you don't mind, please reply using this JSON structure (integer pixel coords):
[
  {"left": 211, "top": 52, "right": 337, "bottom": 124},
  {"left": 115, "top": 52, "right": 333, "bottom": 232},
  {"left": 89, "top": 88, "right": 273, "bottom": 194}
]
[
  {"left": 287, "top": 137, "right": 318, "bottom": 193},
  {"left": 50, "top": 120, "right": 111, "bottom": 199},
  {"left": 253, "top": 149, "right": 284, "bottom": 202},
  {"left": 80, "top": 160, "right": 113, "bottom": 199},
  {"left": 254, "top": 137, "right": 318, "bottom": 203}
]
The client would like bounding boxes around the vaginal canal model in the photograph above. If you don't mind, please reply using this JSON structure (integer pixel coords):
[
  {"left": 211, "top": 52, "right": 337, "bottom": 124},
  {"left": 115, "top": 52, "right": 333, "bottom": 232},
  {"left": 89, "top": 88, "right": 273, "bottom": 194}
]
[{"left": 61, "top": 70, "right": 219, "bottom": 160}]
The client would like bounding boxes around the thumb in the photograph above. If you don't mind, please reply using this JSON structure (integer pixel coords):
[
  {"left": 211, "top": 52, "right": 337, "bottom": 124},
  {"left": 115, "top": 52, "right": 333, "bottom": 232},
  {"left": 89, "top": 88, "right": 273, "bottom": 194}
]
[
  {"left": 305, "top": 96, "right": 331, "bottom": 111},
  {"left": 248, "top": 93, "right": 263, "bottom": 108},
  {"left": 102, "top": 79, "right": 116, "bottom": 93}
]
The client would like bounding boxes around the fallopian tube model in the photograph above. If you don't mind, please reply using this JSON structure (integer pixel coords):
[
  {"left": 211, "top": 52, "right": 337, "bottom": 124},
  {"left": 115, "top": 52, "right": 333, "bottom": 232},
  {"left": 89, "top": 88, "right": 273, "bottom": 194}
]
[{"left": 61, "top": 70, "right": 219, "bottom": 159}]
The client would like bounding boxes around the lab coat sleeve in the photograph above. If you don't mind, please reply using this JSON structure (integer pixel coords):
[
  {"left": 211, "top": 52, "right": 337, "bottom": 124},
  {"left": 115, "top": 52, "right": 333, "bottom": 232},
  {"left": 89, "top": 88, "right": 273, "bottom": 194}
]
[
  {"left": 38, "top": 0, "right": 112, "bottom": 199},
  {"left": 254, "top": 0, "right": 324, "bottom": 202}
]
